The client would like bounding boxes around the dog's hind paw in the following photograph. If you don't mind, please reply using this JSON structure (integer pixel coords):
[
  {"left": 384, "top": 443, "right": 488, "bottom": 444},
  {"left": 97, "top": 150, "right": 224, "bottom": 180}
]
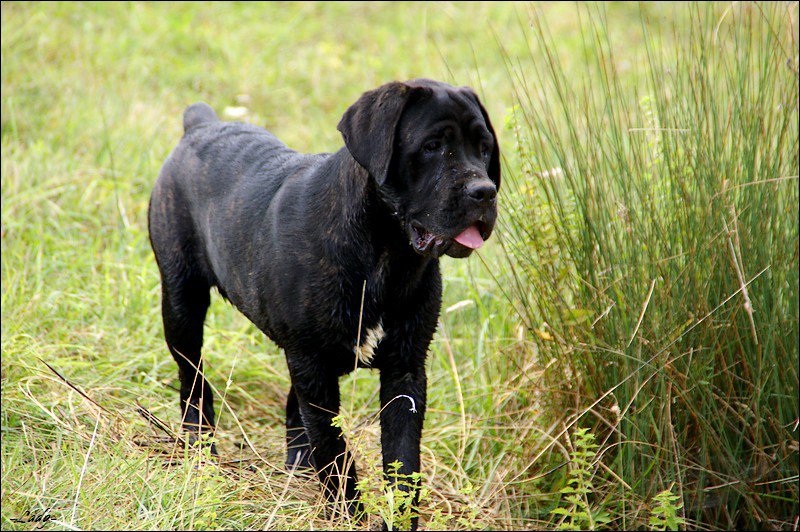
[
  {"left": 184, "top": 430, "right": 218, "bottom": 456},
  {"left": 285, "top": 446, "right": 313, "bottom": 471}
]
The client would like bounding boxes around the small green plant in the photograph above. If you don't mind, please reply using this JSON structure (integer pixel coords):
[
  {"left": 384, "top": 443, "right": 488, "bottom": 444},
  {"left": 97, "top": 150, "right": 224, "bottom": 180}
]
[
  {"left": 424, "top": 506, "right": 454, "bottom": 531},
  {"left": 186, "top": 435, "right": 225, "bottom": 530},
  {"left": 649, "top": 487, "right": 686, "bottom": 531},
  {"left": 551, "top": 427, "right": 611, "bottom": 531},
  {"left": 455, "top": 480, "right": 482, "bottom": 528},
  {"left": 356, "top": 460, "right": 421, "bottom": 531}
]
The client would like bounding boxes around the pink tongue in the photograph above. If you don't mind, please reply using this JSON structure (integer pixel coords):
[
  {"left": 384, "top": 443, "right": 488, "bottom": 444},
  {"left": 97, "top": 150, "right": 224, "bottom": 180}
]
[{"left": 454, "top": 224, "right": 485, "bottom": 249}]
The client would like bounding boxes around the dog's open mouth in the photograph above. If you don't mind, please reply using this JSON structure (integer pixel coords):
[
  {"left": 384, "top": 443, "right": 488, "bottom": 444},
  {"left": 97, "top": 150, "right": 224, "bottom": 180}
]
[
  {"left": 410, "top": 223, "right": 441, "bottom": 254},
  {"left": 410, "top": 221, "right": 490, "bottom": 255}
]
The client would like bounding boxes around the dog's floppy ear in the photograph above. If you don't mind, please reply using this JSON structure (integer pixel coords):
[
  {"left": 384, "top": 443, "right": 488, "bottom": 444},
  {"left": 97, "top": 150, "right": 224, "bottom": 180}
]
[
  {"left": 337, "top": 82, "right": 425, "bottom": 185},
  {"left": 461, "top": 87, "right": 501, "bottom": 190}
]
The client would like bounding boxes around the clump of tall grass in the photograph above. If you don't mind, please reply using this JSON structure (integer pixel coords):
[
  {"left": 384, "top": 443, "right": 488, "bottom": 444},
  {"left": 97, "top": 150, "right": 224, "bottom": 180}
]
[{"left": 497, "top": 2, "right": 798, "bottom": 529}]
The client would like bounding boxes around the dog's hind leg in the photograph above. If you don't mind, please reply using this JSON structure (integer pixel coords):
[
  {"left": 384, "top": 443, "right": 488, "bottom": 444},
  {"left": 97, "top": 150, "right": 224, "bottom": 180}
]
[
  {"left": 285, "top": 384, "right": 312, "bottom": 470},
  {"left": 160, "top": 276, "right": 216, "bottom": 454}
]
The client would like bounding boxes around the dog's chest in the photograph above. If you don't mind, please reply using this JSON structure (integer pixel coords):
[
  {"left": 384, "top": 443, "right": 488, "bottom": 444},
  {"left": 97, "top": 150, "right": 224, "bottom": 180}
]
[
  {"left": 354, "top": 320, "right": 385, "bottom": 366},
  {"left": 345, "top": 252, "right": 392, "bottom": 367}
]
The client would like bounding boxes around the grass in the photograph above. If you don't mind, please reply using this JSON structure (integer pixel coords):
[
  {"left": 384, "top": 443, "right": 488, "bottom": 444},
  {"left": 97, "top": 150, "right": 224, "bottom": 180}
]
[
  {"left": 498, "top": 2, "right": 798, "bottom": 529},
  {"left": 0, "top": 2, "right": 544, "bottom": 529},
  {"left": 2, "top": 2, "right": 797, "bottom": 530}
]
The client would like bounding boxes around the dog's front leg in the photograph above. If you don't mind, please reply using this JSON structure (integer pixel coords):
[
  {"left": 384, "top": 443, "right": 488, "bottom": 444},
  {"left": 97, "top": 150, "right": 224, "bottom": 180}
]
[
  {"left": 379, "top": 363, "right": 427, "bottom": 531},
  {"left": 287, "top": 357, "right": 362, "bottom": 520}
]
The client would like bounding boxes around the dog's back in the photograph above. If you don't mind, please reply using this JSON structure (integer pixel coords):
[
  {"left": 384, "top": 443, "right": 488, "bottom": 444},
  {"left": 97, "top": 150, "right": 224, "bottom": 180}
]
[
  {"left": 149, "top": 104, "right": 334, "bottom": 327},
  {"left": 164, "top": 103, "right": 307, "bottom": 205}
]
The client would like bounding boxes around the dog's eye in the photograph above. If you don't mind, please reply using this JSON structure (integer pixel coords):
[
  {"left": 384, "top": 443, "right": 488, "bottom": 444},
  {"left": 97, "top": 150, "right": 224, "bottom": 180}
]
[
  {"left": 423, "top": 140, "right": 442, "bottom": 153},
  {"left": 480, "top": 143, "right": 491, "bottom": 159}
]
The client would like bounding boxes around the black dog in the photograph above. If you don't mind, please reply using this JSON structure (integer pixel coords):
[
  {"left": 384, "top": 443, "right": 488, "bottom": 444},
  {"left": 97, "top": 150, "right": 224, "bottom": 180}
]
[{"left": 148, "top": 79, "right": 499, "bottom": 528}]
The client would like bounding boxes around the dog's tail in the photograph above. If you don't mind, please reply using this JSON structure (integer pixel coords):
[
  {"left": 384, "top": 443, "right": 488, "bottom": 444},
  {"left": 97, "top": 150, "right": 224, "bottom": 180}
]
[{"left": 183, "top": 102, "right": 219, "bottom": 133}]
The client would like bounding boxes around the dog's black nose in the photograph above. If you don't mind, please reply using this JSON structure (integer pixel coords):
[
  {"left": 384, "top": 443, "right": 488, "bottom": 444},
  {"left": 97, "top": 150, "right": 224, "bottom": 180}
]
[{"left": 465, "top": 180, "right": 497, "bottom": 204}]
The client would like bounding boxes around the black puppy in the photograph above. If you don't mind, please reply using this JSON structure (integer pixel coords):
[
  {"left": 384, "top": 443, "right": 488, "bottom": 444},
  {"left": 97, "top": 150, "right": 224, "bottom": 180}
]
[{"left": 148, "top": 79, "right": 499, "bottom": 528}]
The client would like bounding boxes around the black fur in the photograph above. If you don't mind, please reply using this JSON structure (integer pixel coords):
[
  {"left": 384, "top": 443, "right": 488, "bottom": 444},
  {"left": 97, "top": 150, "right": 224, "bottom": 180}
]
[{"left": 148, "top": 79, "right": 499, "bottom": 529}]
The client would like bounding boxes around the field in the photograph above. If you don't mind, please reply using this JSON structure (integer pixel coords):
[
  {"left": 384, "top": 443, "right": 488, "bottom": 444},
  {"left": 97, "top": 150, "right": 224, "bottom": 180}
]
[{"left": 2, "top": 2, "right": 797, "bottom": 530}]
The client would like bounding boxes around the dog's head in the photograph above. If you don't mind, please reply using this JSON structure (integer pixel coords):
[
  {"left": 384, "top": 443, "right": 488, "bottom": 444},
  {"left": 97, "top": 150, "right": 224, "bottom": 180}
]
[{"left": 338, "top": 79, "right": 500, "bottom": 258}]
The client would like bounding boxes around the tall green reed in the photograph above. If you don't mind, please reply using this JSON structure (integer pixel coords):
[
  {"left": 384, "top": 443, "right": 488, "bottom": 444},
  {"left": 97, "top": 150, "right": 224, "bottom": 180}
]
[{"left": 497, "top": 3, "right": 798, "bottom": 529}]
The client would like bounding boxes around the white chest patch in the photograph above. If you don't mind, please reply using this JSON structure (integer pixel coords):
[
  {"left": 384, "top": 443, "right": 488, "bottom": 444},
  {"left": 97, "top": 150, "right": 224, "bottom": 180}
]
[{"left": 355, "top": 320, "right": 385, "bottom": 365}]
